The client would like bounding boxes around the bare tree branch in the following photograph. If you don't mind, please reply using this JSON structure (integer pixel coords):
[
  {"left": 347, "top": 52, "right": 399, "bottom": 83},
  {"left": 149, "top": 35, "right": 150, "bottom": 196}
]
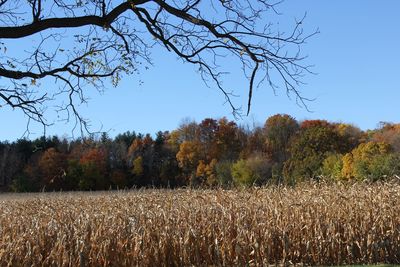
[{"left": 0, "top": 0, "right": 316, "bottom": 134}]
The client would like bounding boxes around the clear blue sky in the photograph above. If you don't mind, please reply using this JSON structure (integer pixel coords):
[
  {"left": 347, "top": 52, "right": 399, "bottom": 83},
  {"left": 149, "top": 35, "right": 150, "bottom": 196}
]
[{"left": 1, "top": 0, "right": 400, "bottom": 140}]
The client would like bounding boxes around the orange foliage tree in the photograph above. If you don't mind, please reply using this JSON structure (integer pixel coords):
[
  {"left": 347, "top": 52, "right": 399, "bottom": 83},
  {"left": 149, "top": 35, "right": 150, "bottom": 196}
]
[
  {"left": 38, "top": 148, "right": 67, "bottom": 190},
  {"left": 372, "top": 123, "right": 400, "bottom": 152},
  {"left": 176, "top": 141, "right": 200, "bottom": 177},
  {"left": 79, "top": 147, "right": 109, "bottom": 190}
]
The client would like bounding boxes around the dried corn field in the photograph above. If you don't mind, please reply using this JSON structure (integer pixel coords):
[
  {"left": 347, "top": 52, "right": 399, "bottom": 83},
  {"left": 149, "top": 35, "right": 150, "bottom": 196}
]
[{"left": 1, "top": 183, "right": 400, "bottom": 266}]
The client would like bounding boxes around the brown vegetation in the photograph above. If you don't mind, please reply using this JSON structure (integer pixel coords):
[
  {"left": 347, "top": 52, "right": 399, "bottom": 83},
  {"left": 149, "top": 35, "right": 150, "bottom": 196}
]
[{"left": 1, "top": 183, "right": 400, "bottom": 266}]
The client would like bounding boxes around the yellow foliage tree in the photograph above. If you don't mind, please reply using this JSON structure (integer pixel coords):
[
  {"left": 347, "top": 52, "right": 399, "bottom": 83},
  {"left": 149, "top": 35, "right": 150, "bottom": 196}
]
[
  {"left": 176, "top": 141, "right": 200, "bottom": 172},
  {"left": 196, "top": 159, "right": 218, "bottom": 186},
  {"left": 132, "top": 156, "right": 144, "bottom": 176},
  {"left": 341, "top": 142, "right": 391, "bottom": 180}
]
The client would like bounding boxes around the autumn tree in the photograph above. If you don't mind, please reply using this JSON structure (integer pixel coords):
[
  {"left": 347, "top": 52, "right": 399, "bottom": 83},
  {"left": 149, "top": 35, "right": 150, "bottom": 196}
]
[
  {"left": 214, "top": 118, "right": 242, "bottom": 161},
  {"left": 301, "top": 123, "right": 364, "bottom": 180},
  {"left": 210, "top": 118, "right": 244, "bottom": 186},
  {"left": 196, "top": 159, "right": 218, "bottom": 187},
  {"left": 14, "top": 148, "right": 43, "bottom": 192},
  {"left": 215, "top": 161, "right": 234, "bottom": 187},
  {"left": 151, "top": 131, "right": 181, "bottom": 187},
  {"left": 152, "top": 132, "right": 180, "bottom": 187},
  {"left": 341, "top": 141, "right": 400, "bottom": 181},
  {"left": 5, "top": 136, "right": 62, "bottom": 191},
  {"left": 264, "top": 114, "right": 299, "bottom": 164},
  {"left": 231, "top": 156, "right": 273, "bottom": 187},
  {"left": 0, "top": 0, "right": 315, "bottom": 133},
  {"left": 114, "top": 130, "right": 136, "bottom": 147},
  {"left": 197, "top": 118, "right": 218, "bottom": 160},
  {"left": 320, "top": 153, "right": 344, "bottom": 180},
  {"left": 334, "top": 123, "right": 363, "bottom": 152},
  {"left": 98, "top": 132, "right": 131, "bottom": 188},
  {"left": 283, "top": 122, "right": 343, "bottom": 183},
  {"left": 300, "top": 119, "right": 332, "bottom": 129},
  {"left": 79, "top": 147, "right": 109, "bottom": 190},
  {"left": 372, "top": 123, "right": 400, "bottom": 152},
  {"left": 38, "top": 147, "right": 67, "bottom": 190},
  {"left": 241, "top": 126, "right": 266, "bottom": 158},
  {"left": 109, "top": 169, "right": 130, "bottom": 189},
  {"left": 127, "top": 134, "right": 155, "bottom": 186},
  {"left": 175, "top": 117, "right": 244, "bottom": 186},
  {"left": 176, "top": 140, "right": 200, "bottom": 184},
  {"left": 108, "top": 139, "right": 129, "bottom": 173}
]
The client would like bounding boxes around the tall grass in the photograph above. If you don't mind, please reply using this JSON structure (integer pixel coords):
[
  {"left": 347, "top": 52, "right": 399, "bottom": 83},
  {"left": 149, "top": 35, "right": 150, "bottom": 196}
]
[{"left": 0, "top": 183, "right": 399, "bottom": 266}]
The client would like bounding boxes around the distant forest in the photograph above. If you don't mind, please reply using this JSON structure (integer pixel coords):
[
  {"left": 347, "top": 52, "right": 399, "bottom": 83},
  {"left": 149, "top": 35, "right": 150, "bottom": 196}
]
[{"left": 1, "top": 114, "right": 399, "bottom": 192}]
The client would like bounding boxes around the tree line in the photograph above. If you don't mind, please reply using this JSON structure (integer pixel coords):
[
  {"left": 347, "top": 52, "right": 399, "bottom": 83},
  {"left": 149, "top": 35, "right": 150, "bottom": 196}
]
[{"left": 1, "top": 114, "right": 399, "bottom": 192}]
